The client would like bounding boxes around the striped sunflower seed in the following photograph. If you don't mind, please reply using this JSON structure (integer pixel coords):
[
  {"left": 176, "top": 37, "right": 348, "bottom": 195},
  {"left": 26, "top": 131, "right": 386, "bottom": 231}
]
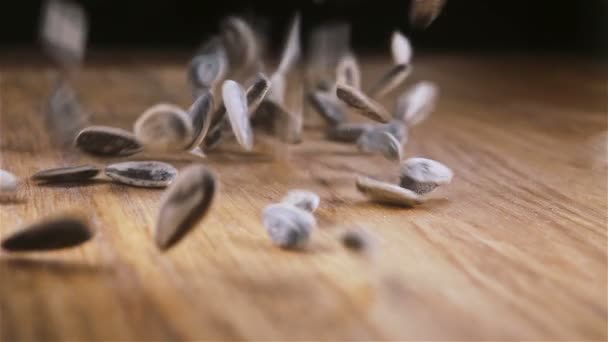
[
  {"left": 75, "top": 125, "right": 142, "bottom": 156},
  {"left": 0, "top": 169, "right": 19, "bottom": 192},
  {"left": 134, "top": 104, "right": 194, "bottom": 152},
  {"left": 326, "top": 122, "right": 373, "bottom": 143},
  {"left": 245, "top": 73, "right": 271, "bottom": 116},
  {"left": 395, "top": 81, "right": 438, "bottom": 125},
  {"left": 32, "top": 164, "right": 100, "bottom": 183},
  {"left": 367, "top": 64, "right": 412, "bottom": 99},
  {"left": 356, "top": 176, "right": 423, "bottom": 207},
  {"left": 410, "top": 0, "right": 446, "bottom": 29},
  {"left": 336, "top": 83, "right": 391, "bottom": 123},
  {"left": 336, "top": 53, "right": 361, "bottom": 90},
  {"left": 1, "top": 214, "right": 93, "bottom": 252},
  {"left": 105, "top": 161, "right": 177, "bottom": 188},
  {"left": 399, "top": 157, "right": 453, "bottom": 194},
  {"left": 263, "top": 203, "right": 316, "bottom": 249},
  {"left": 391, "top": 31, "right": 412, "bottom": 65},
  {"left": 186, "top": 89, "right": 214, "bottom": 150},
  {"left": 281, "top": 189, "right": 320, "bottom": 213},
  {"left": 309, "top": 90, "right": 347, "bottom": 126},
  {"left": 222, "top": 80, "right": 254, "bottom": 150},
  {"left": 357, "top": 130, "right": 402, "bottom": 161},
  {"left": 155, "top": 165, "right": 217, "bottom": 251}
]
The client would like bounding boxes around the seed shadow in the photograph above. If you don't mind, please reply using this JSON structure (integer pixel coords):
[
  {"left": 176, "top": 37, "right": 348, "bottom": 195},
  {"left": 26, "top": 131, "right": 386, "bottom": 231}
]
[
  {"left": 229, "top": 235, "right": 334, "bottom": 255},
  {"left": 350, "top": 199, "right": 420, "bottom": 211},
  {"left": 0, "top": 257, "right": 111, "bottom": 276},
  {"left": 35, "top": 179, "right": 111, "bottom": 188},
  {"left": 206, "top": 151, "right": 275, "bottom": 164}
]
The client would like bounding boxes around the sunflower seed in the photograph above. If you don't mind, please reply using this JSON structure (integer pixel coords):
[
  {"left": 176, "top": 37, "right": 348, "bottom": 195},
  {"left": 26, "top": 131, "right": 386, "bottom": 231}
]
[
  {"left": 281, "top": 190, "right": 320, "bottom": 213},
  {"left": 105, "top": 161, "right": 177, "bottom": 188},
  {"left": 221, "top": 16, "right": 259, "bottom": 71},
  {"left": 399, "top": 158, "right": 453, "bottom": 194},
  {"left": 391, "top": 31, "right": 412, "bottom": 65},
  {"left": 134, "top": 104, "right": 194, "bottom": 152},
  {"left": 336, "top": 53, "right": 361, "bottom": 90},
  {"left": 252, "top": 100, "right": 286, "bottom": 132},
  {"left": 246, "top": 73, "right": 271, "bottom": 116},
  {"left": 339, "top": 226, "right": 377, "bottom": 253},
  {"left": 267, "top": 72, "right": 286, "bottom": 105},
  {"left": 32, "top": 165, "right": 100, "bottom": 183},
  {"left": 188, "top": 38, "right": 228, "bottom": 89},
  {"left": 1, "top": 215, "right": 93, "bottom": 252},
  {"left": 356, "top": 176, "right": 423, "bottom": 207},
  {"left": 47, "top": 79, "right": 88, "bottom": 146},
  {"left": 155, "top": 165, "right": 217, "bottom": 250},
  {"left": 367, "top": 64, "right": 411, "bottom": 99},
  {"left": 277, "top": 13, "right": 301, "bottom": 75},
  {"left": 274, "top": 101, "right": 303, "bottom": 144},
  {"left": 309, "top": 90, "right": 347, "bottom": 126},
  {"left": 307, "top": 23, "right": 351, "bottom": 87},
  {"left": 0, "top": 169, "right": 19, "bottom": 192},
  {"left": 203, "top": 120, "right": 225, "bottom": 150},
  {"left": 40, "top": 0, "right": 88, "bottom": 68},
  {"left": 75, "top": 125, "right": 142, "bottom": 156},
  {"left": 186, "top": 90, "right": 214, "bottom": 150},
  {"left": 326, "top": 122, "right": 373, "bottom": 143},
  {"left": 395, "top": 81, "right": 438, "bottom": 125},
  {"left": 263, "top": 203, "right": 316, "bottom": 249},
  {"left": 336, "top": 83, "right": 391, "bottom": 123},
  {"left": 223, "top": 80, "right": 254, "bottom": 150},
  {"left": 410, "top": 0, "right": 446, "bottom": 29},
  {"left": 357, "top": 131, "right": 402, "bottom": 161}
]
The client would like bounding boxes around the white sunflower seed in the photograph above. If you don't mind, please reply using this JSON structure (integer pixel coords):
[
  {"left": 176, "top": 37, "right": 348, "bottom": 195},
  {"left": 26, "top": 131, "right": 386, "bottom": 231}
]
[
  {"left": 391, "top": 31, "right": 412, "bottom": 65},
  {"left": 367, "top": 64, "right": 412, "bottom": 99},
  {"left": 2, "top": 214, "right": 93, "bottom": 252},
  {"left": 222, "top": 80, "right": 254, "bottom": 150},
  {"left": 155, "top": 165, "right": 217, "bottom": 251},
  {"left": 410, "top": 0, "right": 446, "bottom": 29},
  {"left": 309, "top": 90, "right": 347, "bottom": 125},
  {"left": 277, "top": 13, "right": 301, "bottom": 75},
  {"left": 357, "top": 131, "right": 402, "bottom": 161},
  {"left": 32, "top": 165, "right": 100, "bottom": 183},
  {"left": 395, "top": 81, "right": 439, "bottom": 125},
  {"left": 326, "top": 122, "right": 373, "bottom": 143},
  {"left": 336, "top": 83, "right": 391, "bottom": 123},
  {"left": 356, "top": 176, "right": 424, "bottom": 207},
  {"left": 40, "top": 0, "right": 88, "bottom": 68},
  {"left": 263, "top": 203, "right": 316, "bottom": 249},
  {"left": 186, "top": 90, "right": 214, "bottom": 150},
  {"left": 336, "top": 53, "right": 361, "bottom": 89},
  {"left": 105, "top": 161, "right": 178, "bottom": 188},
  {"left": 75, "top": 125, "right": 142, "bottom": 156},
  {"left": 0, "top": 169, "right": 19, "bottom": 193},
  {"left": 399, "top": 157, "right": 453, "bottom": 194},
  {"left": 281, "top": 190, "right": 320, "bottom": 213},
  {"left": 134, "top": 104, "right": 194, "bottom": 152}
]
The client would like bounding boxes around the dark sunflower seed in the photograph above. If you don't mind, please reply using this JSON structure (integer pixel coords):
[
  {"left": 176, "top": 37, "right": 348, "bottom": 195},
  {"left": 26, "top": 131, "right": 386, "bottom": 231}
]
[
  {"left": 263, "top": 203, "right": 316, "bottom": 249},
  {"left": 336, "top": 53, "right": 361, "bottom": 90},
  {"left": 155, "top": 165, "right": 217, "bottom": 250},
  {"left": 186, "top": 90, "right": 214, "bottom": 150},
  {"left": 336, "top": 83, "right": 391, "bottom": 123},
  {"left": 326, "top": 122, "right": 373, "bottom": 143},
  {"left": 1, "top": 215, "right": 93, "bottom": 252},
  {"left": 105, "top": 161, "right": 177, "bottom": 188},
  {"left": 75, "top": 125, "right": 142, "bottom": 156},
  {"left": 246, "top": 73, "right": 271, "bottom": 115},
  {"left": 32, "top": 164, "right": 100, "bottom": 183},
  {"left": 399, "top": 157, "right": 453, "bottom": 194},
  {"left": 356, "top": 176, "right": 423, "bottom": 207},
  {"left": 309, "top": 90, "right": 347, "bottom": 126},
  {"left": 367, "top": 64, "right": 412, "bottom": 99}
]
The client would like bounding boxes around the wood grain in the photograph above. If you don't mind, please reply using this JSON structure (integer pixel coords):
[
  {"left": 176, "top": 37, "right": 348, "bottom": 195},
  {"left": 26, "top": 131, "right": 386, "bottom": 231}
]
[{"left": 1, "top": 53, "right": 606, "bottom": 340}]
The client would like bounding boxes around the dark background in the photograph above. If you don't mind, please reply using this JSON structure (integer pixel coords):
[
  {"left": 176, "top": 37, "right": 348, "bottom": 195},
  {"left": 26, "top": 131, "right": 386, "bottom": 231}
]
[{"left": 1, "top": 0, "right": 607, "bottom": 55}]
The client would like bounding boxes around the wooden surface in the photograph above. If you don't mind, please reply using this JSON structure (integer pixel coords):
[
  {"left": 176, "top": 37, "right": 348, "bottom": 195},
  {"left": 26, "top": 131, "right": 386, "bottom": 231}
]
[{"left": 1, "top": 54, "right": 607, "bottom": 340}]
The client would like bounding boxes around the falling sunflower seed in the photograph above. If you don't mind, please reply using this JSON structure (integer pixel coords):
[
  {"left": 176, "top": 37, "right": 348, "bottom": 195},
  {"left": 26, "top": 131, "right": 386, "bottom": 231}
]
[
  {"left": 356, "top": 176, "right": 423, "bottom": 207},
  {"left": 1, "top": 214, "right": 93, "bottom": 252},
  {"left": 267, "top": 72, "right": 286, "bottom": 106},
  {"left": 357, "top": 131, "right": 402, "bottom": 161},
  {"left": 104, "top": 161, "right": 177, "bottom": 188},
  {"left": 276, "top": 13, "right": 301, "bottom": 75},
  {"left": 336, "top": 83, "right": 391, "bottom": 123},
  {"left": 47, "top": 79, "right": 88, "bottom": 146},
  {"left": 185, "top": 90, "right": 214, "bottom": 150},
  {"left": 309, "top": 90, "right": 347, "bottom": 126},
  {"left": 281, "top": 189, "right": 320, "bottom": 213},
  {"left": 221, "top": 16, "right": 259, "bottom": 72},
  {"left": 399, "top": 157, "right": 453, "bottom": 194},
  {"left": 222, "top": 80, "right": 254, "bottom": 150},
  {"left": 134, "top": 103, "right": 194, "bottom": 152},
  {"left": 40, "top": 0, "right": 88, "bottom": 68},
  {"left": 263, "top": 203, "right": 316, "bottom": 249},
  {"left": 410, "top": 0, "right": 446, "bottom": 29},
  {"left": 155, "top": 165, "right": 217, "bottom": 251},
  {"left": 391, "top": 31, "right": 412, "bottom": 65},
  {"left": 367, "top": 64, "right": 412, "bottom": 99},
  {"left": 32, "top": 164, "right": 100, "bottom": 183},
  {"left": 326, "top": 122, "right": 373, "bottom": 143},
  {"left": 395, "top": 81, "right": 438, "bottom": 125},
  {"left": 0, "top": 169, "right": 19, "bottom": 193},
  {"left": 75, "top": 125, "right": 142, "bottom": 156},
  {"left": 336, "top": 53, "right": 361, "bottom": 90},
  {"left": 188, "top": 38, "right": 228, "bottom": 89},
  {"left": 245, "top": 73, "right": 271, "bottom": 116}
]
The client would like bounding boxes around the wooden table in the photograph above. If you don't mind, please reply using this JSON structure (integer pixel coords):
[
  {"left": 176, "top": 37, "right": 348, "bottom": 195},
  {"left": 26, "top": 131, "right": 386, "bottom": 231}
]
[{"left": 1, "top": 53, "right": 606, "bottom": 340}]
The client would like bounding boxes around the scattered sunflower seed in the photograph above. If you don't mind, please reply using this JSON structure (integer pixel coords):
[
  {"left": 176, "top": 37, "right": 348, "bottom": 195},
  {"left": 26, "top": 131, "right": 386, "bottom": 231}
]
[
  {"left": 245, "top": 73, "right": 271, "bottom": 116},
  {"left": 277, "top": 13, "right": 301, "bottom": 75},
  {"left": 339, "top": 226, "right": 377, "bottom": 253},
  {"left": 221, "top": 16, "right": 259, "bottom": 72},
  {"left": 336, "top": 83, "right": 391, "bottom": 123},
  {"left": 32, "top": 165, "right": 100, "bottom": 183},
  {"left": 188, "top": 38, "right": 228, "bottom": 89},
  {"left": 356, "top": 176, "right": 424, "bottom": 207},
  {"left": 105, "top": 161, "right": 177, "bottom": 188},
  {"left": 336, "top": 53, "right": 361, "bottom": 90},
  {"left": 410, "top": 0, "right": 446, "bottom": 29},
  {"left": 1, "top": 215, "right": 93, "bottom": 252},
  {"left": 134, "top": 103, "right": 194, "bottom": 152},
  {"left": 391, "top": 31, "right": 412, "bottom": 65},
  {"left": 367, "top": 64, "right": 412, "bottom": 99},
  {"left": 155, "top": 165, "right": 217, "bottom": 251},
  {"left": 281, "top": 190, "right": 320, "bottom": 213},
  {"left": 326, "top": 122, "right": 373, "bottom": 143},
  {"left": 222, "top": 80, "right": 254, "bottom": 150},
  {"left": 395, "top": 81, "right": 438, "bottom": 125},
  {"left": 75, "top": 125, "right": 142, "bottom": 156},
  {"left": 40, "top": 0, "right": 88, "bottom": 68},
  {"left": 357, "top": 130, "right": 402, "bottom": 161},
  {"left": 203, "top": 119, "right": 226, "bottom": 150},
  {"left": 186, "top": 90, "right": 214, "bottom": 150},
  {"left": 0, "top": 169, "right": 19, "bottom": 193},
  {"left": 263, "top": 203, "right": 316, "bottom": 249},
  {"left": 309, "top": 90, "right": 347, "bottom": 125},
  {"left": 399, "top": 157, "right": 453, "bottom": 194}
]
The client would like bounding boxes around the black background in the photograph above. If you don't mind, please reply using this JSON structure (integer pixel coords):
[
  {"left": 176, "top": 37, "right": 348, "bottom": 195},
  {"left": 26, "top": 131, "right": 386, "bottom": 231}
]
[{"left": 1, "top": 0, "right": 606, "bottom": 55}]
